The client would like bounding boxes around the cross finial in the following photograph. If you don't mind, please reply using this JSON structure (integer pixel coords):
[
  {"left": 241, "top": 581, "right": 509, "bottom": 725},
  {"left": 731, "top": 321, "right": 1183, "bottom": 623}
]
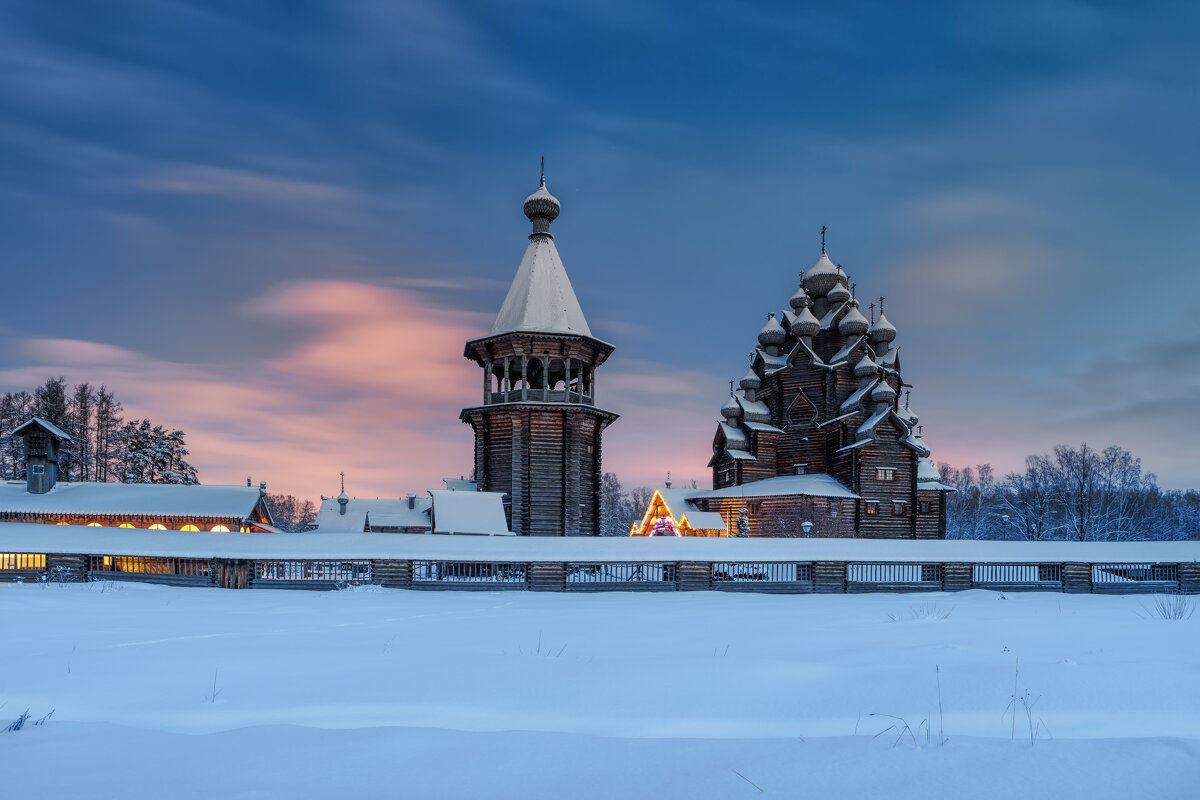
[
  {"left": 820, "top": 225, "right": 827, "bottom": 254},
  {"left": 729, "top": 378, "right": 735, "bottom": 396},
  {"left": 539, "top": 156, "right": 545, "bottom": 188},
  {"left": 869, "top": 302, "right": 876, "bottom": 323},
  {"left": 339, "top": 471, "right": 345, "bottom": 493},
  {"left": 904, "top": 389, "right": 911, "bottom": 408},
  {"left": 917, "top": 424, "right": 924, "bottom": 435},
  {"left": 851, "top": 282, "right": 857, "bottom": 299},
  {"left": 665, "top": 471, "right": 672, "bottom": 489},
  {"left": 879, "top": 296, "right": 885, "bottom": 315}
]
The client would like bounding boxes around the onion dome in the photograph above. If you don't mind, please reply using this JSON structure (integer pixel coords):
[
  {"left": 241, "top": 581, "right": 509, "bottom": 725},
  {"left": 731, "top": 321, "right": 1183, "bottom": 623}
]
[
  {"left": 838, "top": 302, "right": 870, "bottom": 336},
  {"left": 790, "top": 305, "right": 820, "bottom": 337},
  {"left": 802, "top": 252, "right": 841, "bottom": 296},
  {"left": 721, "top": 395, "right": 742, "bottom": 420},
  {"left": 871, "top": 380, "right": 897, "bottom": 403},
  {"left": 869, "top": 312, "right": 897, "bottom": 344},
  {"left": 854, "top": 355, "right": 878, "bottom": 377},
  {"left": 789, "top": 285, "right": 811, "bottom": 310},
  {"left": 826, "top": 280, "right": 851, "bottom": 304},
  {"left": 757, "top": 312, "right": 787, "bottom": 347},
  {"left": 523, "top": 164, "right": 560, "bottom": 235},
  {"left": 739, "top": 366, "right": 762, "bottom": 391}
]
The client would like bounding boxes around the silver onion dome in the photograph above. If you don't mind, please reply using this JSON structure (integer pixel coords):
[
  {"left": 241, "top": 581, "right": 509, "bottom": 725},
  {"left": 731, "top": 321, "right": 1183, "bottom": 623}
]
[
  {"left": 838, "top": 302, "right": 870, "bottom": 336},
  {"left": 757, "top": 312, "right": 787, "bottom": 346}
]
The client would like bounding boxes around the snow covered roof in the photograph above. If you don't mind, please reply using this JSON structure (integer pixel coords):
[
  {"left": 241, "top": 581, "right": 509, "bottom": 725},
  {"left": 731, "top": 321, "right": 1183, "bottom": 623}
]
[
  {"left": 0, "top": 481, "right": 263, "bottom": 519},
  {"left": 12, "top": 417, "right": 72, "bottom": 442},
  {"left": 429, "top": 490, "right": 512, "bottom": 535},
  {"left": 653, "top": 488, "right": 727, "bottom": 532},
  {"left": 917, "top": 458, "right": 942, "bottom": 483},
  {"left": 4, "top": 522, "right": 1197, "bottom": 564},
  {"left": 314, "top": 497, "right": 431, "bottom": 533},
  {"left": 694, "top": 474, "right": 858, "bottom": 501},
  {"left": 840, "top": 378, "right": 880, "bottom": 413},
  {"left": 443, "top": 478, "right": 479, "bottom": 492},
  {"left": 490, "top": 229, "right": 592, "bottom": 337}
]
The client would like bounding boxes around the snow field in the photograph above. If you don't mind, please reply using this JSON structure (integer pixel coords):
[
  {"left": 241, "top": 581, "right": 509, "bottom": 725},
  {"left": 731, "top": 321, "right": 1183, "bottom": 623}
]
[{"left": 2, "top": 583, "right": 1198, "bottom": 798}]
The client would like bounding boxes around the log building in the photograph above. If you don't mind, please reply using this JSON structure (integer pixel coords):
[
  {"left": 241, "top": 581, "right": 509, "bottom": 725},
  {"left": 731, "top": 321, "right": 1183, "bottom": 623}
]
[{"left": 461, "top": 168, "right": 618, "bottom": 536}]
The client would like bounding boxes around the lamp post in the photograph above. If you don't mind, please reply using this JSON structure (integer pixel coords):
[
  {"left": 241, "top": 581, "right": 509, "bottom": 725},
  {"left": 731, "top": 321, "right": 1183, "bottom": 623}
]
[{"left": 801, "top": 520, "right": 813, "bottom": 536}]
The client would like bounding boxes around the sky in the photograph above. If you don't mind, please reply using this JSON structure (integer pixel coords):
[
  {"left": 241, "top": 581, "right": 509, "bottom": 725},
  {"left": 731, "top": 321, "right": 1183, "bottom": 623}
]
[{"left": 1, "top": 0, "right": 1199, "bottom": 500}]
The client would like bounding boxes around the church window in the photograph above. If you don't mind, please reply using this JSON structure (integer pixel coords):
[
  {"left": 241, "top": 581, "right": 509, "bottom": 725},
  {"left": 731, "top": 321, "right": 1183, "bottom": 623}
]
[
  {"left": 864, "top": 501, "right": 878, "bottom": 515},
  {"left": 919, "top": 500, "right": 932, "bottom": 514},
  {"left": 892, "top": 501, "right": 908, "bottom": 516},
  {"left": 876, "top": 468, "right": 896, "bottom": 481}
]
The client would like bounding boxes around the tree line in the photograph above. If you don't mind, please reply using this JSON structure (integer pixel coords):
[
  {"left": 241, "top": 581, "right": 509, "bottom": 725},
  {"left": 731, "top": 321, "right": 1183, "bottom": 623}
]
[
  {"left": 599, "top": 443, "right": 1199, "bottom": 541},
  {"left": 0, "top": 377, "right": 198, "bottom": 485}
]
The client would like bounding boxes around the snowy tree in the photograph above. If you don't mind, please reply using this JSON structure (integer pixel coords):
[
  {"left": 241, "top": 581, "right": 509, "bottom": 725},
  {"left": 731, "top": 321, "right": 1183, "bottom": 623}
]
[
  {"left": 266, "top": 493, "right": 318, "bottom": 532},
  {"left": 599, "top": 472, "right": 627, "bottom": 536},
  {"left": 115, "top": 419, "right": 198, "bottom": 485},
  {"left": 736, "top": 507, "right": 749, "bottom": 537}
]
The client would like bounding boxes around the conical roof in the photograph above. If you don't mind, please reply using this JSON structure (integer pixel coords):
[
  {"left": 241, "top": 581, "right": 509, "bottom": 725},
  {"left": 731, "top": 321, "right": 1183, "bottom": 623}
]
[{"left": 490, "top": 175, "right": 592, "bottom": 338}]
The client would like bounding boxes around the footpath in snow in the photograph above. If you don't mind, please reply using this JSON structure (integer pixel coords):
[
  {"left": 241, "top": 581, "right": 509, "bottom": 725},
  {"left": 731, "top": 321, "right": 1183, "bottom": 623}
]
[{"left": 2, "top": 583, "right": 1198, "bottom": 798}]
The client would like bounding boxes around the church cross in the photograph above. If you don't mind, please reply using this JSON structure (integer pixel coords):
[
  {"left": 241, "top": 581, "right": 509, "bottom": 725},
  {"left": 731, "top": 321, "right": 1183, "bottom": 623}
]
[
  {"left": 879, "top": 296, "right": 886, "bottom": 315},
  {"left": 869, "top": 302, "right": 876, "bottom": 323},
  {"left": 339, "top": 471, "right": 345, "bottom": 493},
  {"left": 729, "top": 378, "right": 735, "bottom": 397},
  {"left": 904, "top": 390, "right": 911, "bottom": 408},
  {"left": 820, "top": 225, "right": 827, "bottom": 253}
]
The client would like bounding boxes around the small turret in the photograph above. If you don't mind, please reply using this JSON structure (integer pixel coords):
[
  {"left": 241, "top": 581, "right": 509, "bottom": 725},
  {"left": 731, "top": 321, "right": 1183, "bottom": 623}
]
[
  {"left": 854, "top": 355, "right": 879, "bottom": 378},
  {"left": 790, "top": 305, "right": 820, "bottom": 339},
  {"left": 838, "top": 302, "right": 870, "bottom": 336},
  {"left": 757, "top": 312, "right": 787, "bottom": 349},
  {"left": 826, "top": 280, "right": 850, "bottom": 304}
]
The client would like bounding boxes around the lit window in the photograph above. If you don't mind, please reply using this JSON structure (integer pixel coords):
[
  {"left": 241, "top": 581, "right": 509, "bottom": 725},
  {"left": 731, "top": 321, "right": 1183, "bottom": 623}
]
[
  {"left": 864, "top": 501, "right": 878, "bottom": 515},
  {"left": 55, "top": 521, "right": 69, "bottom": 526},
  {"left": 876, "top": 468, "right": 896, "bottom": 481},
  {"left": 892, "top": 501, "right": 908, "bottom": 516},
  {"left": 148, "top": 523, "right": 167, "bottom": 530},
  {"left": 180, "top": 524, "right": 200, "bottom": 532},
  {"left": 210, "top": 525, "right": 230, "bottom": 532},
  {"left": 118, "top": 523, "right": 135, "bottom": 529},
  {"left": 86, "top": 522, "right": 102, "bottom": 528}
]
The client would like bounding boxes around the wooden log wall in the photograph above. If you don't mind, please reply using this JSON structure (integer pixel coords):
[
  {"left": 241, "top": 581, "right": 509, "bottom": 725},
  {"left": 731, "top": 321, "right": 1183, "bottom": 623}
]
[
  {"left": 1180, "top": 563, "right": 1200, "bottom": 596},
  {"left": 45, "top": 553, "right": 88, "bottom": 582},
  {"left": 942, "top": 563, "right": 972, "bottom": 591},
  {"left": 1061, "top": 563, "right": 1093, "bottom": 593},
  {"left": 374, "top": 560, "right": 412, "bottom": 589},
  {"left": 214, "top": 558, "right": 251, "bottom": 589},
  {"left": 813, "top": 561, "right": 847, "bottom": 593},
  {"left": 528, "top": 562, "right": 565, "bottom": 591},
  {"left": 676, "top": 562, "right": 713, "bottom": 591}
]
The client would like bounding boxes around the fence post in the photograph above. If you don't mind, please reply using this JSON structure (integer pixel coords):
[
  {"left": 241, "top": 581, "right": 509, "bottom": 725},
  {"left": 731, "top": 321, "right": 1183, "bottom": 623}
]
[
  {"left": 213, "top": 558, "right": 251, "bottom": 589},
  {"left": 45, "top": 553, "right": 88, "bottom": 582},
  {"left": 814, "top": 561, "right": 846, "bottom": 593},
  {"left": 676, "top": 562, "right": 712, "bottom": 591},
  {"left": 1177, "top": 563, "right": 1199, "bottom": 595},
  {"left": 373, "top": 559, "right": 412, "bottom": 589},
  {"left": 1061, "top": 563, "right": 1092, "bottom": 593},
  {"left": 528, "top": 562, "right": 566, "bottom": 591},
  {"left": 941, "top": 563, "right": 972, "bottom": 591}
]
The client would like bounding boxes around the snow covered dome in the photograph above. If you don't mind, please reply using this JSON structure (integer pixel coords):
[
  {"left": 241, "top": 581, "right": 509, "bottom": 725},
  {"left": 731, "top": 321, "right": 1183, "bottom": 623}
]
[
  {"left": 757, "top": 312, "right": 787, "bottom": 347},
  {"left": 802, "top": 252, "right": 842, "bottom": 297},
  {"left": 790, "top": 305, "right": 820, "bottom": 337},
  {"left": 739, "top": 366, "right": 762, "bottom": 390},
  {"left": 871, "top": 380, "right": 897, "bottom": 403},
  {"left": 789, "top": 285, "right": 811, "bottom": 310},
  {"left": 838, "top": 302, "right": 869, "bottom": 336},
  {"left": 869, "top": 312, "right": 897, "bottom": 344},
  {"left": 854, "top": 355, "right": 878, "bottom": 377},
  {"left": 523, "top": 173, "right": 560, "bottom": 227},
  {"left": 721, "top": 395, "right": 742, "bottom": 420},
  {"left": 917, "top": 457, "right": 942, "bottom": 484},
  {"left": 826, "top": 280, "right": 850, "bottom": 304}
]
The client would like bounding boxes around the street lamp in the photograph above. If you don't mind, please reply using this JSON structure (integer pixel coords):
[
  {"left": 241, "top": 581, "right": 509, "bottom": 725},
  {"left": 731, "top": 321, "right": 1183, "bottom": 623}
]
[{"left": 801, "top": 520, "right": 813, "bottom": 536}]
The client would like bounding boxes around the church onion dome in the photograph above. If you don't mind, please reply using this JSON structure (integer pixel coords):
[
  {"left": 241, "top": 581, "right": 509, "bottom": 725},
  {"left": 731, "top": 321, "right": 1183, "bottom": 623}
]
[
  {"left": 869, "top": 312, "right": 897, "bottom": 343},
  {"left": 523, "top": 170, "right": 560, "bottom": 236},
  {"left": 790, "top": 305, "right": 820, "bottom": 337},
  {"left": 917, "top": 457, "right": 942, "bottom": 483},
  {"left": 871, "top": 380, "right": 897, "bottom": 403},
  {"left": 802, "top": 252, "right": 841, "bottom": 296},
  {"left": 721, "top": 395, "right": 742, "bottom": 420},
  {"left": 757, "top": 312, "right": 787, "bottom": 346},
  {"left": 826, "top": 280, "right": 851, "bottom": 304},
  {"left": 789, "top": 285, "right": 811, "bottom": 310},
  {"left": 854, "top": 355, "right": 879, "bottom": 377},
  {"left": 739, "top": 366, "right": 762, "bottom": 390},
  {"left": 838, "top": 302, "right": 870, "bottom": 336}
]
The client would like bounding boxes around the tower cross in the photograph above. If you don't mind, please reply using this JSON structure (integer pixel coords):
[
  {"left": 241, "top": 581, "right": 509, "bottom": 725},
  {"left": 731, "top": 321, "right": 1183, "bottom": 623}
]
[
  {"left": 820, "top": 225, "right": 827, "bottom": 253},
  {"left": 869, "top": 302, "right": 876, "bottom": 323},
  {"left": 904, "top": 389, "right": 911, "bottom": 408},
  {"left": 879, "top": 296, "right": 886, "bottom": 315},
  {"left": 729, "top": 378, "right": 735, "bottom": 397},
  {"left": 339, "top": 471, "right": 345, "bottom": 493}
]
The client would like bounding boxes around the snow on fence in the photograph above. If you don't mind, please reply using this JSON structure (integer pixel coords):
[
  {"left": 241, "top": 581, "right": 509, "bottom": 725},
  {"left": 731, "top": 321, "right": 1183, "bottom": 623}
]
[
  {"left": 1090, "top": 563, "right": 1179, "bottom": 594},
  {"left": 847, "top": 562, "right": 943, "bottom": 591},
  {"left": 711, "top": 561, "right": 814, "bottom": 592},
  {"left": 89, "top": 555, "right": 212, "bottom": 587},
  {"left": 972, "top": 564, "right": 1064, "bottom": 590},
  {"left": 565, "top": 562, "right": 676, "bottom": 590},
  {"left": 410, "top": 560, "right": 528, "bottom": 589},
  {"left": 253, "top": 560, "right": 373, "bottom": 589}
]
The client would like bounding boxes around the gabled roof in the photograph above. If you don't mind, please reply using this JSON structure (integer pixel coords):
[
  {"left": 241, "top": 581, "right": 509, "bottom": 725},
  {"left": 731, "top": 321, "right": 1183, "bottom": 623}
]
[
  {"left": 12, "top": 417, "right": 72, "bottom": 442},
  {"left": 429, "top": 490, "right": 512, "bottom": 535},
  {"left": 0, "top": 481, "right": 262, "bottom": 519},
  {"left": 651, "top": 488, "right": 727, "bottom": 532},
  {"left": 491, "top": 235, "right": 592, "bottom": 337},
  {"left": 314, "top": 496, "right": 432, "bottom": 533}
]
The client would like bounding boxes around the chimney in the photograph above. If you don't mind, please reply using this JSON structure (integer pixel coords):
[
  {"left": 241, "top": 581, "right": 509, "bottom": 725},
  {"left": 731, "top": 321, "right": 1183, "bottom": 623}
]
[
  {"left": 407, "top": 494, "right": 417, "bottom": 509},
  {"left": 246, "top": 476, "right": 252, "bottom": 487},
  {"left": 258, "top": 481, "right": 267, "bottom": 497}
]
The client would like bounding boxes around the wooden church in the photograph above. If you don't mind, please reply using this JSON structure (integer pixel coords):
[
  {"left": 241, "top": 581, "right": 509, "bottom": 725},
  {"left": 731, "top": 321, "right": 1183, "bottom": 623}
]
[
  {"left": 460, "top": 167, "right": 618, "bottom": 536},
  {"left": 633, "top": 230, "right": 954, "bottom": 539}
]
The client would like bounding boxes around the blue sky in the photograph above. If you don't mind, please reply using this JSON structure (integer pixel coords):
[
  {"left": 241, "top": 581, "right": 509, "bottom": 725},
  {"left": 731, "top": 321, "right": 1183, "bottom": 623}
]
[{"left": 1, "top": 1, "right": 1198, "bottom": 498}]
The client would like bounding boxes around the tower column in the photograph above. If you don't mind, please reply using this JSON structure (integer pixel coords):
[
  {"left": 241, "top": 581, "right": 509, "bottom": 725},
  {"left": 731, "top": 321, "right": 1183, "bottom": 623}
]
[{"left": 483, "top": 360, "right": 492, "bottom": 403}]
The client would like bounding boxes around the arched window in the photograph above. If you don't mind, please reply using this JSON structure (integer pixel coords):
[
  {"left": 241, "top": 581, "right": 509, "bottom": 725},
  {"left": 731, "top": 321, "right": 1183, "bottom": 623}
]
[
  {"left": 118, "top": 523, "right": 135, "bottom": 529},
  {"left": 210, "top": 524, "right": 230, "bottom": 532},
  {"left": 55, "top": 521, "right": 69, "bottom": 526},
  {"left": 148, "top": 523, "right": 167, "bottom": 530},
  {"left": 86, "top": 522, "right": 102, "bottom": 528},
  {"left": 180, "top": 524, "right": 200, "bottom": 532}
]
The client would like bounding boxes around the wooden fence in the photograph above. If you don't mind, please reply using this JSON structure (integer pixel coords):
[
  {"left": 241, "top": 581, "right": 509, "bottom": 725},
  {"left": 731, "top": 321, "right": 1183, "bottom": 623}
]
[{"left": 3, "top": 552, "right": 1198, "bottom": 594}]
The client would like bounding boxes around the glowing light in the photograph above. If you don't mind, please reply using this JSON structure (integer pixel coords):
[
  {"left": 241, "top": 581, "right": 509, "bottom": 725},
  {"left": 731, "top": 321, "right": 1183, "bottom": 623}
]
[
  {"left": 86, "top": 522, "right": 102, "bottom": 528},
  {"left": 148, "top": 523, "right": 167, "bottom": 530},
  {"left": 180, "top": 524, "right": 200, "bottom": 532},
  {"left": 118, "top": 523, "right": 135, "bottom": 529},
  {"left": 210, "top": 525, "right": 230, "bottom": 532}
]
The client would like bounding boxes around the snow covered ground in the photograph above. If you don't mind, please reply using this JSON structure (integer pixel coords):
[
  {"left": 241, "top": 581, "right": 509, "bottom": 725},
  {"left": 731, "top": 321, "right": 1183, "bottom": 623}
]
[{"left": 3, "top": 583, "right": 1198, "bottom": 798}]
